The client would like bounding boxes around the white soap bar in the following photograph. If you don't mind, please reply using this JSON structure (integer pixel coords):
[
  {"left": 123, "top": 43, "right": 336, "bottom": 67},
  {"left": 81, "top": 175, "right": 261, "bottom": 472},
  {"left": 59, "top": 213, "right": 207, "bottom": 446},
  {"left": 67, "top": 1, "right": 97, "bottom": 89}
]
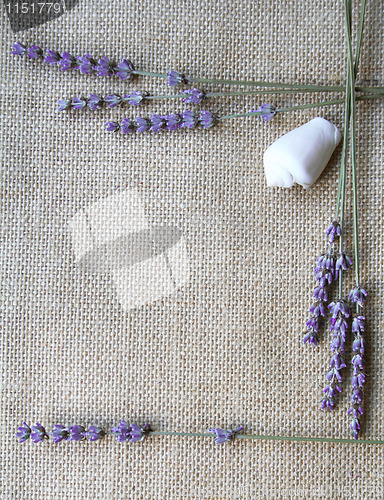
[{"left": 263, "top": 117, "right": 342, "bottom": 188}]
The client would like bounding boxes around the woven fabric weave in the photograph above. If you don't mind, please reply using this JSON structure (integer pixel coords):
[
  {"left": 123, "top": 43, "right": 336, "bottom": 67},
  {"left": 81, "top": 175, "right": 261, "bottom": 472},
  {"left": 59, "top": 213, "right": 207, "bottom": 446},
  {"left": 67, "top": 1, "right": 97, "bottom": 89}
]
[{"left": 1, "top": 1, "right": 383, "bottom": 498}]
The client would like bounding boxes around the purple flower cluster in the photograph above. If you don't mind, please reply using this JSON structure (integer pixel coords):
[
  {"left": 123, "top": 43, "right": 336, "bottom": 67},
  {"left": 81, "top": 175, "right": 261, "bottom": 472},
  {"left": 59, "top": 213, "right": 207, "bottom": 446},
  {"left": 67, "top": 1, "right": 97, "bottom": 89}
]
[
  {"left": 251, "top": 103, "right": 277, "bottom": 122},
  {"left": 11, "top": 43, "right": 135, "bottom": 81},
  {"left": 58, "top": 92, "right": 146, "bottom": 112},
  {"left": 111, "top": 421, "right": 151, "bottom": 442},
  {"left": 348, "top": 287, "right": 367, "bottom": 439},
  {"left": 105, "top": 110, "right": 217, "bottom": 134},
  {"left": 207, "top": 426, "right": 244, "bottom": 444},
  {"left": 321, "top": 300, "right": 350, "bottom": 410},
  {"left": 16, "top": 423, "right": 104, "bottom": 443}
]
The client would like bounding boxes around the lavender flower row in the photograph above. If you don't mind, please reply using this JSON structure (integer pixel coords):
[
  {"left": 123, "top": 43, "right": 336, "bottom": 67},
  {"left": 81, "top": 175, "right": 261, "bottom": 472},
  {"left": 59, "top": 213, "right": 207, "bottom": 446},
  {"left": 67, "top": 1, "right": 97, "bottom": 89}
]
[
  {"left": 58, "top": 88, "right": 206, "bottom": 112},
  {"left": 16, "top": 422, "right": 243, "bottom": 445},
  {"left": 11, "top": 42, "right": 191, "bottom": 87},
  {"left": 105, "top": 110, "right": 217, "bottom": 134}
]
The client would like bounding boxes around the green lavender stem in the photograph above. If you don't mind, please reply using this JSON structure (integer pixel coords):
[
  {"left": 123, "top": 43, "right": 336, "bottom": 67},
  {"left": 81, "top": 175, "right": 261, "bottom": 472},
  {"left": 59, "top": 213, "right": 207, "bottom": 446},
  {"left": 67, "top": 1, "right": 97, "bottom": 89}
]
[{"left": 133, "top": 69, "right": 384, "bottom": 94}]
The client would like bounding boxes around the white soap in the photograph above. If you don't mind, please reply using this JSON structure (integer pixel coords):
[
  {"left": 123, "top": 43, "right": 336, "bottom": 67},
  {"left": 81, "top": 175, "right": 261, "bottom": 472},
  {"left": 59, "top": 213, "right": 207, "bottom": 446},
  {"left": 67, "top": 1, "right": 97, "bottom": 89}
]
[{"left": 263, "top": 117, "right": 342, "bottom": 188}]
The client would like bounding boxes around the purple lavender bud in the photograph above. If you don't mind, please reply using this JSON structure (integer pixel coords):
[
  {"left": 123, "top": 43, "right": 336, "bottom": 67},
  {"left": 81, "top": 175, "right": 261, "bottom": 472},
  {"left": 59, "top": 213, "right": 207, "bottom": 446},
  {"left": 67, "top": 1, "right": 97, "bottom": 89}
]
[
  {"left": 330, "top": 334, "right": 342, "bottom": 351},
  {"left": 315, "top": 254, "right": 335, "bottom": 274},
  {"left": 351, "top": 388, "right": 363, "bottom": 405},
  {"left": 71, "top": 97, "right": 87, "bottom": 110},
  {"left": 350, "top": 418, "right": 360, "bottom": 439},
  {"left": 199, "top": 110, "right": 217, "bottom": 129},
  {"left": 51, "top": 425, "right": 68, "bottom": 443},
  {"left": 12, "top": 42, "right": 27, "bottom": 56},
  {"left": 83, "top": 425, "right": 104, "bottom": 442},
  {"left": 352, "top": 373, "right": 366, "bottom": 388},
  {"left": 309, "top": 302, "right": 326, "bottom": 317},
  {"left": 303, "top": 330, "right": 319, "bottom": 346},
  {"left": 150, "top": 114, "right": 165, "bottom": 133},
  {"left": 181, "top": 110, "right": 198, "bottom": 129},
  {"left": 348, "top": 406, "right": 363, "bottom": 417},
  {"left": 121, "top": 118, "right": 134, "bottom": 134},
  {"left": 136, "top": 117, "right": 150, "bottom": 133},
  {"left": 76, "top": 54, "right": 96, "bottom": 74},
  {"left": 326, "top": 367, "right": 342, "bottom": 383},
  {"left": 320, "top": 397, "right": 334, "bottom": 411},
  {"left": 44, "top": 49, "right": 61, "bottom": 64},
  {"left": 325, "top": 221, "right": 341, "bottom": 244},
  {"left": 313, "top": 285, "right": 327, "bottom": 302},
  {"left": 30, "top": 423, "right": 46, "bottom": 443},
  {"left": 111, "top": 420, "right": 131, "bottom": 442},
  {"left": 167, "top": 70, "right": 186, "bottom": 86},
  {"left": 94, "top": 57, "right": 115, "bottom": 77},
  {"left": 251, "top": 103, "right": 277, "bottom": 122},
  {"left": 316, "top": 269, "right": 333, "bottom": 286},
  {"left": 352, "top": 354, "right": 364, "bottom": 371},
  {"left": 348, "top": 286, "right": 367, "bottom": 307},
  {"left": 328, "top": 300, "right": 350, "bottom": 319},
  {"left": 66, "top": 425, "right": 85, "bottom": 441},
  {"left": 129, "top": 423, "right": 151, "bottom": 443},
  {"left": 182, "top": 88, "right": 205, "bottom": 104},
  {"left": 104, "top": 94, "right": 121, "bottom": 108},
  {"left": 27, "top": 45, "right": 43, "bottom": 59},
  {"left": 207, "top": 426, "right": 243, "bottom": 444},
  {"left": 335, "top": 252, "right": 353, "bottom": 274},
  {"left": 105, "top": 122, "right": 120, "bottom": 132},
  {"left": 352, "top": 315, "right": 365, "bottom": 333},
  {"left": 16, "top": 422, "right": 31, "bottom": 443},
  {"left": 164, "top": 114, "right": 182, "bottom": 131},
  {"left": 116, "top": 59, "right": 134, "bottom": 80},
  {"left": 330, "top": 353, "right": 346, "bottom": 370},
  {"left": 58, "top": 52, "right": 76, "bottom": 71},
  {"left": 88, "top": 94, "right": 103, "bottom": 110},
  {"left": 306, "top": 317, "right": 323, "bottom": 333},
  {"left": 352, "top": 335, "right": 364, "bottom": 354},
  {"left": 330, "top": 317, "right": 348, "bottom": 334},
  {"left": 122, "top": 91, "right": 145, "bottom": 106},
  {"left": 58, "top": 99, "right": 71, "bottom": 111}
]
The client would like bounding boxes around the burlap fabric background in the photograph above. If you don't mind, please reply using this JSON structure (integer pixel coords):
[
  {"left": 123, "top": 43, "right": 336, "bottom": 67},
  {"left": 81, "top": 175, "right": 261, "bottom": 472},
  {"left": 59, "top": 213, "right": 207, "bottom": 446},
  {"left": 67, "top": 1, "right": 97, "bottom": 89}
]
[{"left": 1, "top": 1, "right": 383, "bottom": 498}]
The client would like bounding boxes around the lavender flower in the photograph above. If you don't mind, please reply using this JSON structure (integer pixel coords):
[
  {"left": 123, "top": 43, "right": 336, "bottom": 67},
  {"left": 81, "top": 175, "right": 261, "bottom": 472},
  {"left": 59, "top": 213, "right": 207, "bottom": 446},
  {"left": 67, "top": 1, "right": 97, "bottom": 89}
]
[
  {"left": 315, "top": 253, "right": 335, "bottom": 274},
  {"left": 348, "top": 313, "right": 366, "bottom": 439},
  {"left": 251, "top": 103, "right": 277, "bottom": 122},
  {"left": 12, "top": 42, "right": 27, "bottom": 56},
  {"left": 58, "top": 99, "right": 71, "bottom": 111},
  {"left": 82, "top": 426, "right": 104, "bottom": 442},
  {"left": 58, "top": 52, "right": 76, "bottom": 71},
  {"left": 30, "top": 423, "right": 47, "bottom": 443},
  {"left": 326, "top": 221, "right": 341, "bottom": 244},
  {"left": 111, "top": 420, "right": 131, "bottom": 442},
  {"left": 182, "top": 88, "right": 205, "bottom": 104},
  {"left": 129, "top": 423, "right": 151, "bottom": 442},
  {"left": 121, "top": 118, "right": 135, "bottom": 134},
  {"left": 207, "top": 426, "right": 244, "bottom": 444},
  {"left": 116, "top": 59, "right": 134, "bottom": 80},
  {"left": 335, "top": 252, "right": 353, "bottom": 278},
  {"left": 16, "top": 422, "right": 31, "bottom": 443},
  {"left": 88, "top": 94, "right": 103, "bottom": 110},
  {"left": 104, "top": 94, "right": 121, "bottom": 108},
  {"left": 28, "top": 45, "right": 43, "bottom": 59},
  {"left": 51, "top": 425, "right": 68, "bottom": 443},
  {"left": 167, "top": 70, "right": 186, "bottom": 86},
  {"left": 348, "top": 286, "right": 367, "bottom": 307},
  {"left": 105, "top": 122, "right": 120, "bottom": 132},
  {"left": 352, "top": 315, "right": 365, "bottom": 333},
  {"left": 181, "top": 110, "right": 198, "bottom": 129},
  {"left": 164, "top": 114, "right": 182, "bottom": 131},
  {"left": 199, "top": 110, "right": 217, "bottom": 129},
  {"left": 66, "top": 425, "right": 85, "bottom": 441},
  {"left": 71, "top": 97, "right": 87, "bottom": 110},
  {"left": 136, "top": 117, "right": 150, "bottom": 133},
  {"left": 122, "top": 91, "right": 145, "bottom": 106},
  {"left": 328, "top": 300, "right": 350, "bottom": 319},
  {"left": 44, "top": 49, "right": 61, "bottom": 65},
  {"left": 76, "top": 54, "right": 96, "bottom": 74},
  {"left": 150, "top": 114, "right": 165, "bottom": 132},
  {"left": 94, "top": 57, "right": 115, "bottom": 77}
]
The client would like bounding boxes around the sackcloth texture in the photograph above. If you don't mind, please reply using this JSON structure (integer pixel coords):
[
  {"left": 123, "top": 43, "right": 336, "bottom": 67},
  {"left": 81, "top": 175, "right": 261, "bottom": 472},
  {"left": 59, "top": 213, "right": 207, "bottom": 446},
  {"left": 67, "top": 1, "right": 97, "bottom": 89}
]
[{"left": 1, "top": 0, "right": 383, "bottom": 498}]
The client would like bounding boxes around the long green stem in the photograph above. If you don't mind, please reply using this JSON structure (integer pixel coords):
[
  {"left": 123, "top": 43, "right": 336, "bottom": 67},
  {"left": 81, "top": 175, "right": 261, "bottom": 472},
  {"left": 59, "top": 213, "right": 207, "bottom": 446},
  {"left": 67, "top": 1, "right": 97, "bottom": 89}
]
[{"left": 132, "top": 69, "right": 384, "bottom": 94}]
